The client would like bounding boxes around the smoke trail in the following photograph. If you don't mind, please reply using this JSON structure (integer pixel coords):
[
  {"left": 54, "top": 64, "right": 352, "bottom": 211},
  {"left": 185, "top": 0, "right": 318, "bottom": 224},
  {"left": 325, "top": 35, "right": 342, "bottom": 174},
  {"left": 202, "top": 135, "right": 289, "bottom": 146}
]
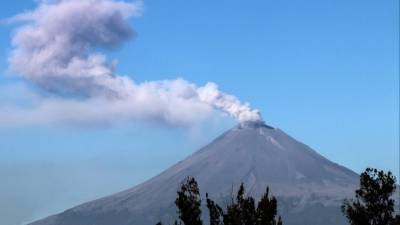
[{"left": 6, "top": 0, "right": 262, "bottom": 126}]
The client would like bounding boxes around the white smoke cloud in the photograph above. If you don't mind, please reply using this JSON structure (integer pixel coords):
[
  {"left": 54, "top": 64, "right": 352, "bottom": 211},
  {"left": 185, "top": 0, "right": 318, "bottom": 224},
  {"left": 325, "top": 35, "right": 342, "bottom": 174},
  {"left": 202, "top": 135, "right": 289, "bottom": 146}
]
[
  {"left": 198, "top": 83, "right": 261, "bottom": 122},
  {"left": 4, "top": 0, "right": 262, "bottom": 126},
  {"left": 0, "top": 81, "right": 213, "bottom": 127}
]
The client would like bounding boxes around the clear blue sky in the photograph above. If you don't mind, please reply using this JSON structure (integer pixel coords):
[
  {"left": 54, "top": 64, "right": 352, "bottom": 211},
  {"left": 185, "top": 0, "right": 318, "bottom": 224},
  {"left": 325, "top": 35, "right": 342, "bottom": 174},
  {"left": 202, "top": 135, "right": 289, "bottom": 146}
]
[{"left": 0, "top": 1, "right": 398, "bottom": 225}]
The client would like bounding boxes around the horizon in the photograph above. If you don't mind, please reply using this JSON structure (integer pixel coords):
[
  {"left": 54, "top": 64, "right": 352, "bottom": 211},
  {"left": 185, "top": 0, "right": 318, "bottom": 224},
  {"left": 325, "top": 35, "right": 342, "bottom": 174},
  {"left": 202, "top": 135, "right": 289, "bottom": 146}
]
[{"left": 0, "top": 1, "right": 398, "bottom": 225}]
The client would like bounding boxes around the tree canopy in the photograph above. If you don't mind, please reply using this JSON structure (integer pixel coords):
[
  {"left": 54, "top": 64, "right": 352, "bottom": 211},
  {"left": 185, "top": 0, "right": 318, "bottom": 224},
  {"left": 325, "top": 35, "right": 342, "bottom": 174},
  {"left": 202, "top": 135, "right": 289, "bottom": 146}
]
[
  {"left": 158, "top": 177, "right": 282, "bottom": 225},
  {"left": 342, "top": 168, "right": 399, "bottom": 225}
]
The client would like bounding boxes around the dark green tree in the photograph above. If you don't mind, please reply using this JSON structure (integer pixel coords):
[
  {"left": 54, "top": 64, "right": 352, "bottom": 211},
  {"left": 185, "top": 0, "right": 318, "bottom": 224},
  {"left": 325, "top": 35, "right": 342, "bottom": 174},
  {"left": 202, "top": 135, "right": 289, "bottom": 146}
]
[
  {"left": 393, "top": 215, "right": 400, "bottom": 225},
  {"left": 223, "top": 184, "right": 246, "bottom": 225},
  {"left": 175, "top": 176, "right": 203, "bottom": 225},
  {"left": 256, "top": 187, "right": 282, "bottom": 225},
  {"left": 236, "top": 185, "right": 257, "bottom": 225},
  {"left": 342, "top": 168, "right": 399, "bottom": 225},
  {"left": 221, "top": 183, "right": 282, "bottom": 225},
  {"left": 206, "top": 193, "right": 224, "bottom": 225},
  {"left": 158, "top": 177, "right": 283, "bottom": 225}
]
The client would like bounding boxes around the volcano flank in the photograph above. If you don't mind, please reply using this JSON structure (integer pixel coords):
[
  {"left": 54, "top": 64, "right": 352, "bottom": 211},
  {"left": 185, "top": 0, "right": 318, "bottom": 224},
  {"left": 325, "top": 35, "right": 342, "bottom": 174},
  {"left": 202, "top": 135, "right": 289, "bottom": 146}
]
[{"left": 29, "top": 122, "right": 359, "bottom": 225}]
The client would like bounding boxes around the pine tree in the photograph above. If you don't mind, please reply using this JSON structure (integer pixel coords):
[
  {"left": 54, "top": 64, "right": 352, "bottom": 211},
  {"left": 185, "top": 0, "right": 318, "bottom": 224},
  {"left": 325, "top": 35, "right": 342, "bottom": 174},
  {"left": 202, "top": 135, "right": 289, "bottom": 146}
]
[
  {"left": 241, "top": 196, "right": 257, "bottom": 225},
  {"left": 206, "top": 193, "right": 224, "bottom": 225},
  {"left": 235, "top": 184, "right": 257, "bottom": 225},
  {"left": 256, "top": 187, "right": 281, "bottom": 225},
  {"left": 342, "top": 168, "right": 398, "bottom": 225},
  {"left": 392, "top": 215, "right": 400, "bottom": 225},
  {"left": 221, "top": 183, "right": 282, "bottom": 225},
  {"left": 223, "top": 183, "right": 245, "bottom": 225},
  {"left": 175, "top": 176, "right": 203, "bottom": 225},
  {"left": 159, "top": 177, "right": 283, "bottom": 225}
]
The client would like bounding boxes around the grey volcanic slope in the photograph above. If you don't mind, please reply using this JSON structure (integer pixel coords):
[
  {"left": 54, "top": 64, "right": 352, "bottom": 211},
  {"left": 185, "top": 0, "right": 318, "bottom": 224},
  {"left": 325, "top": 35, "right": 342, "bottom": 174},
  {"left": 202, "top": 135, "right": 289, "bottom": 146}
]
[{"left": 29, "top": 122, "right": 359, "bottom": 225}]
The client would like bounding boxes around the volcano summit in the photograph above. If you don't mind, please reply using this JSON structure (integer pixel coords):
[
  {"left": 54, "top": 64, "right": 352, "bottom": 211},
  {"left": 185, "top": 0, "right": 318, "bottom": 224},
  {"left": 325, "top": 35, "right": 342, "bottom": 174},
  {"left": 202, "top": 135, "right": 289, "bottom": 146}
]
[{"left": 29, "top": 122, "right": 359, "bottom": 225}]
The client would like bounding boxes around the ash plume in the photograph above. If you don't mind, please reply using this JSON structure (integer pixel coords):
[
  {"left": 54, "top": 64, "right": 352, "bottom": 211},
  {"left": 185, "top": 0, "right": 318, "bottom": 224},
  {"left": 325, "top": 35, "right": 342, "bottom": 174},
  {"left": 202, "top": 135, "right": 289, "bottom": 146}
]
[{"left": 5, "top": 0, "right": 262, "bottom": 126}]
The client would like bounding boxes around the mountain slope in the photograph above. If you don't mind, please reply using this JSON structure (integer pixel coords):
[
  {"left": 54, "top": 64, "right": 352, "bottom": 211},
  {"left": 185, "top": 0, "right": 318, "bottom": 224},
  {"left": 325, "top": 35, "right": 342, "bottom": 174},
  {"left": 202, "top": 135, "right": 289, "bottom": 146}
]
[{"left": 29, "top": 122, "right": 359, "bottom": 225}]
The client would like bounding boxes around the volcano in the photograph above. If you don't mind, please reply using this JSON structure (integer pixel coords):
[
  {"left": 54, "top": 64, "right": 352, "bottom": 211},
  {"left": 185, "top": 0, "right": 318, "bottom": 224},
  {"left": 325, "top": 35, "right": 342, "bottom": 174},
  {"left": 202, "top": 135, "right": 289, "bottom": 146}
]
[{"left": 29, "top": 122, "right": 359, "bottom": 225}]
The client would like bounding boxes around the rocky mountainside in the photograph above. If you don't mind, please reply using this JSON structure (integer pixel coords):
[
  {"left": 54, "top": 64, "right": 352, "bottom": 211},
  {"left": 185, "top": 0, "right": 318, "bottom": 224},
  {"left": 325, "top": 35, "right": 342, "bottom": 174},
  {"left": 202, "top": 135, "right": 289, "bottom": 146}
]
[{"left": 30, "top": 121, "right": 359, "bottom": 225}]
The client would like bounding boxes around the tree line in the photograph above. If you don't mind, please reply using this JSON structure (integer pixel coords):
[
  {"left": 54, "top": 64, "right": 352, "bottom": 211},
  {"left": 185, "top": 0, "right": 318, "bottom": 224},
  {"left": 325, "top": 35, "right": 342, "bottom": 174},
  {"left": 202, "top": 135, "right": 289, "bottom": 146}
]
[{"left": 157, "top": 168, "right": 400, "bottom": 225}]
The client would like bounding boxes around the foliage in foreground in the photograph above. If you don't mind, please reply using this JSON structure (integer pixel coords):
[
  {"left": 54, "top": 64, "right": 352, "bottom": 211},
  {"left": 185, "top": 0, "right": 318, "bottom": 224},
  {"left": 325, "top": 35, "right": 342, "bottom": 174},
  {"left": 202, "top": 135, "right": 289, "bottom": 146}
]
[
  {"left": 157, "top": 167, "right": 400, "bottom": 225},
  {"left": 342, "top": 168, "right": 400, "bottom": 225},
  {"left": 158, "top": 176, "right": 282, "bottom": 225}
]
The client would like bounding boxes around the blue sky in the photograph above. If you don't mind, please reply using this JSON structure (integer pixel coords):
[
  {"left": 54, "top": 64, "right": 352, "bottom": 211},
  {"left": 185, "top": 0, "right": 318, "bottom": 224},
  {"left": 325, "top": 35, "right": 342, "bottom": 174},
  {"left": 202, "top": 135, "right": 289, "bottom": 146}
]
[{"left": 0, "top": 0, "right": 399, "bottom": 225}]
